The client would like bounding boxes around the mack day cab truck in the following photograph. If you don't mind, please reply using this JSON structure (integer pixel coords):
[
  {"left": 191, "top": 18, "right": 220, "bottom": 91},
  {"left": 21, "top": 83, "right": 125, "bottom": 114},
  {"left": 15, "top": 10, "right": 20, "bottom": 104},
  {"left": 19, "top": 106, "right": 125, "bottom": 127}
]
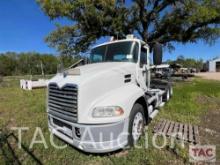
[{"left": 47, "top": 35, "right": 173, "bottom": 153}]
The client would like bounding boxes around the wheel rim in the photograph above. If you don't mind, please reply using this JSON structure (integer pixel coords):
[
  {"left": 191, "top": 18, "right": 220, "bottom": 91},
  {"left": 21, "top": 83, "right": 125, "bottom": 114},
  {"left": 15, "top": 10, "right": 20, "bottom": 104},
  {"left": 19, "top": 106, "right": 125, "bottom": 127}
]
[{"left": 132, "top": 112, "right": 144, "bottom": 142}]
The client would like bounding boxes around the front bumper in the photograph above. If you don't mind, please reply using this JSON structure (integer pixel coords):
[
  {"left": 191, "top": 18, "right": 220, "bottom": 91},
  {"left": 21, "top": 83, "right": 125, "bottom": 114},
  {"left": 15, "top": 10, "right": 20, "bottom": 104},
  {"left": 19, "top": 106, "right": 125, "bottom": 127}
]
[{"left": 48, "top": 115, "right": 129, "bottom": 153}]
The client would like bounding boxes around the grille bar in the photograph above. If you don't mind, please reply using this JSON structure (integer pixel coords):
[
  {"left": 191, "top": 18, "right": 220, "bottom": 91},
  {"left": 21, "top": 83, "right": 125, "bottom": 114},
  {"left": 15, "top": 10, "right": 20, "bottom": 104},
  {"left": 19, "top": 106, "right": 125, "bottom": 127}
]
[
  {"left": 49, "top": 99, "right": 75, "bottom": 108},
  {"left": 50, "top": 86, "right": 77, "bottom": 92},
  {"left": 49, "top": 92, "right": 77, "bottom": 100},
  {"left": 49, "top": 89, "right": 77, "bottom": 96},
  {"left": 49, "top": 95, "right": 77, "bottom": 104},
  {"left": 48, "top": 83, "right": 78, "bottom": 122},
  {"left": 48, "top": 103, "right": 77, "bottom": 112},
  {"left": 49, "top": 106, "right": 77, "bottom": 116}
]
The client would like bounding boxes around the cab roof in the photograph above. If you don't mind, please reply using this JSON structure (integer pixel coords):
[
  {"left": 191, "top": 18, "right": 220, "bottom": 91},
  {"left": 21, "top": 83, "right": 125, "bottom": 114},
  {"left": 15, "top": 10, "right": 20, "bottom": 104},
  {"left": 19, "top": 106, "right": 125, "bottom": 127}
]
[{"left": 92, "top": 38, "right": 148, "bottom": 49}]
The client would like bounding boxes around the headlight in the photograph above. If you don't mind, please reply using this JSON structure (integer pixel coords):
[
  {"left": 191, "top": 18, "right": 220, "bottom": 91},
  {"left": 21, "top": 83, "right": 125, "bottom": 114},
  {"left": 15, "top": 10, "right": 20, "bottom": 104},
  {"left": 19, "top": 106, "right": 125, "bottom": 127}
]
[{"left": 92, "top": 106, "right": 124, "bottom": 118}]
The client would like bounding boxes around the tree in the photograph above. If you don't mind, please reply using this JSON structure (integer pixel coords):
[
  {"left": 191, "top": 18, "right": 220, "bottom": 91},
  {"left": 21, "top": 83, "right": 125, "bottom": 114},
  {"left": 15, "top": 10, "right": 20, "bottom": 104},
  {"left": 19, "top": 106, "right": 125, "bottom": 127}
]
[
  {"left": 176, "top": 55, "right": 185, "bottom": 64},
  {"left": 0, "top": 52, "right": 17, "bottom": 76},
  {"left": 0, "top": 52, "right": 61, "bottom": 76},
  {"left": 40, "top": 54, "right": 59, "bottom": 74},
  {"left": 37, "top": 0, "right": 220, "bottom": 55}
]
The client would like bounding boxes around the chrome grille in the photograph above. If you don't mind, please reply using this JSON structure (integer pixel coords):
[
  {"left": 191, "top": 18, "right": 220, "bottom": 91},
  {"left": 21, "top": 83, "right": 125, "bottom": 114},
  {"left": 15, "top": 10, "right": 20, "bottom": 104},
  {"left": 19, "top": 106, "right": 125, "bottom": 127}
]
[{"left": 48, "top": 83, "right": 78, "bottom": 122}]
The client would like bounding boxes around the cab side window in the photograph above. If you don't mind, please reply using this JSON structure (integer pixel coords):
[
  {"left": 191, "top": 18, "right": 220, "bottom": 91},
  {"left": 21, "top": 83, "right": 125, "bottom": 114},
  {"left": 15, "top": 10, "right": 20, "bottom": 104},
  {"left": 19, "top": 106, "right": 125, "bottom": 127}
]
[
  {"left": 140, "top": 47, "right": 147, "bottom": 67},
  {"left": 132, "top": 43, "right": 139, "bottom": 62}
]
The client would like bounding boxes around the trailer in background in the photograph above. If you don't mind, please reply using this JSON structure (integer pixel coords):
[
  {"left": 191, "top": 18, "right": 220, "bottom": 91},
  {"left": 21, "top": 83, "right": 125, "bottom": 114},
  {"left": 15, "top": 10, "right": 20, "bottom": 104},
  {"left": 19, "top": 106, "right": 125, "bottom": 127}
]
[{"left": 20, "top": 79, "right": 48, "bottom": 90}]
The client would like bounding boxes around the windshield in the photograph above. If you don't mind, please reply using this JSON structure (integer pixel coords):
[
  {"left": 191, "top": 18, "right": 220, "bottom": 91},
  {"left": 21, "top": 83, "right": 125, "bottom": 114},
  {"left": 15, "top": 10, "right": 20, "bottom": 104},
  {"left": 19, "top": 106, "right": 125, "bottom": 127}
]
[{"left": 90, "top": 41, "right": 138, "bottom": 63}]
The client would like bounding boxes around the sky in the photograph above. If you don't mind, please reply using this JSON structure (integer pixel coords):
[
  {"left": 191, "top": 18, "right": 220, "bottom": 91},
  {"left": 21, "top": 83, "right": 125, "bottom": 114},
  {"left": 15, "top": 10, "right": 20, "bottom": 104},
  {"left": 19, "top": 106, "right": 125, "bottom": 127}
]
[{"left": 0, "top": 0, "right": 219, "bottom": 61}]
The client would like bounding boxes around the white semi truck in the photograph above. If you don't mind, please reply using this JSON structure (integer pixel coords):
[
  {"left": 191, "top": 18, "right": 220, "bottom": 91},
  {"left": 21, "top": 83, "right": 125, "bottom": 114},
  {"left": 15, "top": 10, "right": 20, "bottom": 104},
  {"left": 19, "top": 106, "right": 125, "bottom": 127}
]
[{"left": 47, "top": 35, "right": 173, "bottom": 153}]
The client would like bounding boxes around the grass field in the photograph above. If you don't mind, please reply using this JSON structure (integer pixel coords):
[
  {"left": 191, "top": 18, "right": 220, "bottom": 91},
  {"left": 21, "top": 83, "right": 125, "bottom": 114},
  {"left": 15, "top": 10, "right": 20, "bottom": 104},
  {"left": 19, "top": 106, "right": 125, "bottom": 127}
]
[{"left": 0, "top": 76, "right": 220, "bottom": 164}]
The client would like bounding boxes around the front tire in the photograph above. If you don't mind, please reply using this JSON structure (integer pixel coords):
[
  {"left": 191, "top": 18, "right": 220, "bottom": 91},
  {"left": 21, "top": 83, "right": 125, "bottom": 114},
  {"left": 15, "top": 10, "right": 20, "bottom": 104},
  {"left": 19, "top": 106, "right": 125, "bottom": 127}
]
[{"left": 127, "top": 103, "right": 146, "bottom": 147}]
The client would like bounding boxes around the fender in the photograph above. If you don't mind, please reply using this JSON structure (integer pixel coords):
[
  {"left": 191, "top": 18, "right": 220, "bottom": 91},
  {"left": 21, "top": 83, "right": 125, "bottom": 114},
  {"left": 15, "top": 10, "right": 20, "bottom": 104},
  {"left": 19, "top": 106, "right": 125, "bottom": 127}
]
[{"left": 80, "top": 84, "right": 145, "bottom": 124}]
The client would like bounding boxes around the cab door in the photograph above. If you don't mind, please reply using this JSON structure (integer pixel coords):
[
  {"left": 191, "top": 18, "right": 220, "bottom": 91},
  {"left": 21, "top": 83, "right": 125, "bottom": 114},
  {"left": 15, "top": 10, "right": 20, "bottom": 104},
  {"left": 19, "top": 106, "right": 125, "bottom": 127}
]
[{"left": 137, "top": 45, "right": 148, "bottom": 91}]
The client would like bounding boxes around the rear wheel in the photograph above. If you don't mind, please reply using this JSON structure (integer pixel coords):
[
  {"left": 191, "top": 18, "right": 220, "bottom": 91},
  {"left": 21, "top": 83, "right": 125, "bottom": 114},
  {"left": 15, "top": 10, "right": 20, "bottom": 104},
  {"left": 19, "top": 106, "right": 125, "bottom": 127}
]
[{"left": 128, "top": 103, "right": 146, "bottom": 146}]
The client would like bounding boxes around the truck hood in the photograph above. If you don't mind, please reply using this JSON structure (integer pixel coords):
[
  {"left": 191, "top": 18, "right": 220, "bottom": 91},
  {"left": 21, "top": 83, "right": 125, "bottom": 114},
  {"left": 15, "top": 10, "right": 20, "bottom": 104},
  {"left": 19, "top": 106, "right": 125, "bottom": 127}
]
[
  {"left": 49, "top": 62, "right": 136, "bottom": 87},
  {"left": 48, "top": 62, "right": 137, "bottom": 123},
  {"left": 68, "top": 62, "right": 134, "bottom": 76}
]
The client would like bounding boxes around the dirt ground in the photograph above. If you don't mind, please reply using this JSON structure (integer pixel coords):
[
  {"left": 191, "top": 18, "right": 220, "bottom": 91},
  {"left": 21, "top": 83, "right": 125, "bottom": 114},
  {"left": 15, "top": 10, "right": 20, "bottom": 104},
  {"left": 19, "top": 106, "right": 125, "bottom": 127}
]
[{"left": 195, "top": 72, "right": 220, "bottom": 81}]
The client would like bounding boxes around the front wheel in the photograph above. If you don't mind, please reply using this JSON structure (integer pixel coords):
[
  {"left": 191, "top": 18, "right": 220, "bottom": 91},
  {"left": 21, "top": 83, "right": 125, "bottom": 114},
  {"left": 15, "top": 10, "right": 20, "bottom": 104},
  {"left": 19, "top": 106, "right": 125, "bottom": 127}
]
[{"left": 127, "top": 103, "right": 146, "bottom": 146}]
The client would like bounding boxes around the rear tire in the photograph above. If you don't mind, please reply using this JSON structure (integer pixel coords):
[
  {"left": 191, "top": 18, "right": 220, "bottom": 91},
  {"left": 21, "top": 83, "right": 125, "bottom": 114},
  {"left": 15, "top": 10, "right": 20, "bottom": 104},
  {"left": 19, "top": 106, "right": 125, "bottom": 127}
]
[{"left": 127, "top": 103, "right": 146, "bottom": 147}]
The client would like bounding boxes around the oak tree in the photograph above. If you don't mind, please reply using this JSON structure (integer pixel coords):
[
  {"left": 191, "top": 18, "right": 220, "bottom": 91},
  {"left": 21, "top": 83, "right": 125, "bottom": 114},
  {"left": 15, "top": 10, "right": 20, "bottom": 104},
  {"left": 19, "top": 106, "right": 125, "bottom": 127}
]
[{"left": 37, "top": 0, "right": 220, "bottom": 54}]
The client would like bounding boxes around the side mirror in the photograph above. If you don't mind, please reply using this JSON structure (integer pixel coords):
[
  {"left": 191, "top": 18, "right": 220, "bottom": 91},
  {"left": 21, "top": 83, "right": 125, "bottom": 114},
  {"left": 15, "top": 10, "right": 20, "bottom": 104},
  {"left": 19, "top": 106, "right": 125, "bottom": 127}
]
[{"left": 153, "top": 43, "right": 163, "bottom": 65}]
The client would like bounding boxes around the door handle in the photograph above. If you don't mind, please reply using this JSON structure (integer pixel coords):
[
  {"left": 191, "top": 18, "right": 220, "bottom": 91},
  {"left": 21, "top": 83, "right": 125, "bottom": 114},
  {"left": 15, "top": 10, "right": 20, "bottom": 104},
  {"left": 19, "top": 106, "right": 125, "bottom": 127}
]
[{"left": 142, "top": 70, "right": 147, "bottom": 73}]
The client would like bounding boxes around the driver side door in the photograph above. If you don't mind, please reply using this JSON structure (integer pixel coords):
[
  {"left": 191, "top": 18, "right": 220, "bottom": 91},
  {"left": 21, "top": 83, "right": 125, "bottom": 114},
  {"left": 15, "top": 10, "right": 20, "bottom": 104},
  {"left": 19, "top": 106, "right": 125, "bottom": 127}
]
[{"left": 137, "top": 46, "right": 148, "bottom": 90}]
